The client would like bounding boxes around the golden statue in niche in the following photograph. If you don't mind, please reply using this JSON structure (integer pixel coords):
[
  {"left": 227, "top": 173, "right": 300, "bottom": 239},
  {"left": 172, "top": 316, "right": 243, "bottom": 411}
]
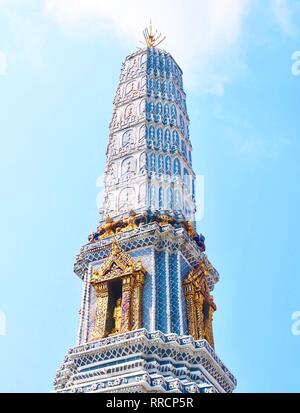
[{"left": 112, "top": 298, "right": 122, "bottom": 334}]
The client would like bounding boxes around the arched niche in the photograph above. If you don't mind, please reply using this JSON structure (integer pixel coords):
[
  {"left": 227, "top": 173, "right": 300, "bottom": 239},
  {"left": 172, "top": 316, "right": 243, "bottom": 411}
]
[{"left": 89, "top": 241, "right": 145, "bottom": 341}]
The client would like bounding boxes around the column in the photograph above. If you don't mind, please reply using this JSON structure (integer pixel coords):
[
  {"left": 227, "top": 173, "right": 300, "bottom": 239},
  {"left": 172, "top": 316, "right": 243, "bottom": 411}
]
[
  {"left": 195, "top": 292, "right": 205, "bottom": 340},
  {"left": 204, "top": 300, "right": 215, "bottom": 348},
  {"left": 184, "top": 282, "right": 197, "bottom": 338},
  {"left": 131, "top": 275, "right": 144, "bottom": 330},
  {"left": 90, "top": 282, "right": 109, "bottom": 340},
  {"left": 120, "top": 276, "right": 132, "bottom": 333}
]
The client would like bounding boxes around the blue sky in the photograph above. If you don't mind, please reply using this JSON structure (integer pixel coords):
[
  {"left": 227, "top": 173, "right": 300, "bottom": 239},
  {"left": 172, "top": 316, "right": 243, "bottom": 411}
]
[{"left": 0, "top": 0, "right": 300, "bottom": 392}]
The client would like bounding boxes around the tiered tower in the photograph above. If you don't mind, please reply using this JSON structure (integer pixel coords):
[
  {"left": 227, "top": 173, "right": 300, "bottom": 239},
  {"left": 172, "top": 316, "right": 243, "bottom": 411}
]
[{"left": 53, "top": 27, "right": 236, "bottom": 394}]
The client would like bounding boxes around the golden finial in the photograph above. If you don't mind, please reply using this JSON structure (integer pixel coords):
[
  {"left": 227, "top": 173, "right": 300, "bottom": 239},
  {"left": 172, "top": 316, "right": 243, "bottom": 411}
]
[
  {"left": 111, "top": 239, "right": 120, "bottom": 254},
  {"left": 141, "top": 20, "right": 166, "bottom": 48}
]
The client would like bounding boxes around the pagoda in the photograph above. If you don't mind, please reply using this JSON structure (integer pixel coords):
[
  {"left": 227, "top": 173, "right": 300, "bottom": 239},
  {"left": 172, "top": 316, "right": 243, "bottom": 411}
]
[{"left": 53, "top": 24, "right": 237, "bottom": 393}]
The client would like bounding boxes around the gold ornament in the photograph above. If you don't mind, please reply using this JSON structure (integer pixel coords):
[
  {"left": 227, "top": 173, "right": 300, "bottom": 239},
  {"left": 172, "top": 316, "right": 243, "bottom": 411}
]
[
  {"left": 141, "top": 20, "right": 166, "bottom": 48},
  {"left": 184, "top": 260, "right": 216, "bottom": 348},
  {"left": 118, "top": 210, "right": 138, "bottom": 233},
  {"left": 186, "top": 221, "right": 196, "bottom": 238},
  {"left": 98, "top": 216, "right": 117, "bottom": 239},
  {"left": 158, "top": 214, "right": 175, "bottom": 227}
]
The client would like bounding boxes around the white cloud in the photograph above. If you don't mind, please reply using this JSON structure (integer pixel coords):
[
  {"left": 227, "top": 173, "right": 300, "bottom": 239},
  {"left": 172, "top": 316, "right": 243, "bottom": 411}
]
[
  {"left": 0, "top": 1, "right": 48, "bottom": 74},
  {"left": 0, "top": 51, "right": 7, "bottom": 75},
  {"left": 43, "top": 0, "right": 250, "bottom": 93},
  {"left": 271, "top": 0, "right": 295, "bottom": 36},
  {"left": 225, "top": 127, "right": 286, "bottom": 162}
]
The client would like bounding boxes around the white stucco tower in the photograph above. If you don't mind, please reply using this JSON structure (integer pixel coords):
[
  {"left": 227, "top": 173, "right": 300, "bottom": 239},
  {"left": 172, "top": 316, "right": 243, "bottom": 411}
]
[{"left": 101, "top": 47, "right": 196, "bottom": 222}]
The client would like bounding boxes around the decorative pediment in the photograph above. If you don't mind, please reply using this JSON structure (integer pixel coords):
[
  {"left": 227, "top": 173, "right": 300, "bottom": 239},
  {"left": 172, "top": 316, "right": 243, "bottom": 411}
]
[
  {"left": 184, "top": 265, "right": 209, "bottom": 295},
  {"left": 91, "top": 241, "right": 145, "bottom": 284},
  {"left": 184, "top": 255, "right": 217, "bottom": 295}
]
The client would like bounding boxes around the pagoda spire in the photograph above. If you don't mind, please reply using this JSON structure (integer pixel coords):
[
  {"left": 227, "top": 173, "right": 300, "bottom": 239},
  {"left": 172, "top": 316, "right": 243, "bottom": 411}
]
[{"left": 142, "top": 20, "right": 166, "bottom": 48}]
